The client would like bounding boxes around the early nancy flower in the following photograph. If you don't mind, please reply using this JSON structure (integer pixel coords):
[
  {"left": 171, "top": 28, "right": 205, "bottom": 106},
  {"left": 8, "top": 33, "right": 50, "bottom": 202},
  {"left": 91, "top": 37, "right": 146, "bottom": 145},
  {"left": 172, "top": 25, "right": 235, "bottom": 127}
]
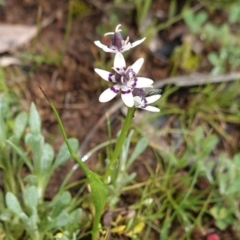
[
  {"left": 95, "top": 52, "right": 153, "bottom": 107},
  {"left": 132, "top": 88, "right": 161, "bottom": 112},
  {"left": 94, "top": 24, "right": 146, "bottom": 53}
]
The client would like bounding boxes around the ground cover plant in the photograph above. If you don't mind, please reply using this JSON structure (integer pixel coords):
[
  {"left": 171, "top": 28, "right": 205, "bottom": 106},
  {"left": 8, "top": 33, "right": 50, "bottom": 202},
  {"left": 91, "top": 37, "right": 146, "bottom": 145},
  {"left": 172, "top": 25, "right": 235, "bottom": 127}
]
[{"left": 1, "top": 0, "right": 240, "bottom": 239}]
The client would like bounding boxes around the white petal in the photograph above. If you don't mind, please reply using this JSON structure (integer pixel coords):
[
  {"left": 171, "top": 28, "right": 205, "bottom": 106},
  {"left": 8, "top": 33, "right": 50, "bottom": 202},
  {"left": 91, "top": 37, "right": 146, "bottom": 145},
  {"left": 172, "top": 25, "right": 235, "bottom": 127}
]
[
  {"left": 133, "top": 96, "right": 142, "bottom": 106},
  {"left": 143, "top": 106, "right": 160, "bottom": 112},
  {"left": 131, "top": 37, "right": 146, "bottom": 48},
  {"left": 131, "top": 58, "right": 144, "bottom": 75},
  {"left": 99, "top": 88, "right": 118, "bottom": 102},
  {"left": 94, "top": 40, "right": 105, "bottom": 48},
  {"left": 146, "top": 94, "right": 161, "bottom": 104},
  {"left": 94, "top": 41, "right": 116, "bottom": 53},
  {"left": 135, "top": 77, "right": 153, "bottom": 88},
  {"left": 121, "top": 92, "right": 134, "bottom": 107},
  {"left": 121, "top": 45, "right": 131, "bottom": 53},
  {"left": 94, "top": 69, "right": 116, "bottom": 82},
  {"left": 114, "top": 52, "right": 126, "bottom": 69}
]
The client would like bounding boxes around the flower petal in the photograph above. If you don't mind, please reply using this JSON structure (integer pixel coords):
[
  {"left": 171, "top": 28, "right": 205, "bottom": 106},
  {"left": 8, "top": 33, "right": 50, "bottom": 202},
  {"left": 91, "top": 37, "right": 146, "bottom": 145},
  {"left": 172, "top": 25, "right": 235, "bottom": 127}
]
[
  {"left": 99, "top": 87, "right": 118, "bottom": 102},
  {"left": 121, "top": 91, "right": 134, "bottom": 107},
  {"left": 114, "top": 52, "right": 126, "bottom": 69},
  {"left": 94, "top": 41, "right": 116, "bottom": 53},
  {"left": 133, "top": 96, "right": 142, "bottom": 106},
  {"left": 131, "top": 58, "right": 144, "bottom": 75},
  {"left": 135, "top": 77, "right": 154, "bottom": 88},
  {"left": 143, "top": 106, "right": 160, "bottom": 112},
  {"left": 95, "top": 69, "right": 115, "bottom": 82},
  {"left": 146, "top": 94, "right": 161, "bottom": 104},
  {"left": 131, "top": 37, "right": 146, "bottom": 48}
]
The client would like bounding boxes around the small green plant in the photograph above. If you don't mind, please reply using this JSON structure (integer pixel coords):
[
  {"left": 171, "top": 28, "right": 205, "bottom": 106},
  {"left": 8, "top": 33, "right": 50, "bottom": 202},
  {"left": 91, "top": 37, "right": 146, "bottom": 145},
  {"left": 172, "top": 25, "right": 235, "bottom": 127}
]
[
  {"left": 0, "top": 96, "right": 85, "bottom": 239},
  {"left": 184, "top": 4, "right": 240, "bottom": 74},
  {"left": 208, "top": 152, "right": 240, "bottom": 231}
]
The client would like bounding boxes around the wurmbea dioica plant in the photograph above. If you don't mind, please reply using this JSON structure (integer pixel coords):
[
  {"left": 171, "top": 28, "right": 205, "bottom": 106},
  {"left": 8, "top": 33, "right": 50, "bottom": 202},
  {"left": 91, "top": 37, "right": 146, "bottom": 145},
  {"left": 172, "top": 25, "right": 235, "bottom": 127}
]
[
  {"left": 94, "top": 24, "right": 162, "bottom": 183},
  {"left": 38, "top": 24, "right": 161, "bottom": 240}
]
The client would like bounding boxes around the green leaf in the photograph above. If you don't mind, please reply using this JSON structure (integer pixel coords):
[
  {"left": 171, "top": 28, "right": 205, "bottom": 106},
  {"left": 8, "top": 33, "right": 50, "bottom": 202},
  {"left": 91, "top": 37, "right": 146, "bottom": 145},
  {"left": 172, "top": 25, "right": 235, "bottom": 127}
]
[
  {"left": 120, "top": 130, "right": 134, "bottom": 169},
  {"left": 233, "top": 153, "right": 240, "bottom": 168},
  {"left": 127, "top": 137, "right": 148, "bottom": 169},
  {"left": 24, "top": 186, "right": 38, "bottom": 209},
  {"left": 183, "top": 10, "right": 207, "bottom": 33},
  {"left": 40, "top": 143, "right": 54, "bottom": 172},
  {"left": 229, "top": 4, "right": 240, "bottom": 23},
  {"left": 13, "top": 112, "right": 28, "bottom": 140},
  {"left": 6, "top": 140, "right": 33, "bottom": 171},
  {"left": 50, "top": 191, "right": 72, "bottom": 218},
  {"left": 25, "top": 133, "right": 44, "bottom": 171},
  {"left": 55, "top": 210, "right": 69, "bottom": 227},
  {"left": 215, "top": 220, "right": 229, "bottom": 230},
  {"left": 219, "top": 172, "right": 229, "bottom": 195},
  {"left": 208, "top": 52, "right": 220, "bottom": 65},
  {"left": 29, "top": 102, "right": 41, "bottom": 134},
  {"left": 6, "top": 192, "right": 23, "bottom": 215},
  {"left": 24, "top": 175, "right": 38, "bottom": 186},
  {"left": 193, "top": 126, "right": 204, "bottom": 143},
  {"left": 226, "top": 180, "right": 240, "bottom": 195},
  {"left": 69, "top": 208, "right": 84, "bottom": 224},
  {"left": 19, "top": 212, "right": 31, "bottom": 228},
  {"left": 195, "top": 11, "right": 207, "bottom": 27},
  {"left": 202, "top": 135, "right": 219, "bottom": 155},
  {"left": 211, "top": 65, "right": 225, "bottom": 75},
  {"left": 53, "top": 138, "right": 79, "bottom": 170},
  {"left": 87, "top": 172, "right": 108, "bottom": 235},
  {"left": 59, "top": 237, "right": 69, "bottom": 240}
]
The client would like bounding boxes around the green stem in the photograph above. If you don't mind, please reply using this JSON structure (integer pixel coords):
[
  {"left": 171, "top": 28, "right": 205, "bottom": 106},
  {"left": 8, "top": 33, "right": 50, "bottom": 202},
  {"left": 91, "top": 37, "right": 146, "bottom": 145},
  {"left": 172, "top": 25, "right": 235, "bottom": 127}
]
[
  {"left": 104, "top": 107, "right": 135, "bottom": 183},
  {"left": 43, "top": 93, "right": 107, "bottom": 240},
  {"left": 49, "top": 100, "right": 88, "bottom": 173}
]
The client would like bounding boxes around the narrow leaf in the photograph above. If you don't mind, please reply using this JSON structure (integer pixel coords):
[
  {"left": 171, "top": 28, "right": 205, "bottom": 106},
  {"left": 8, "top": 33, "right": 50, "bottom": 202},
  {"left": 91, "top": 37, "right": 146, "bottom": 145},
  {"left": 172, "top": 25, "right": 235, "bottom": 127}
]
[
  {"left": 53, "top": 138, "right": 79, "bottom": 170},
  {"left": 29, "top": 102, "right": 41, "bottom": 134},
  {"left": 6, "top": 140, "right": 33, "bottom": 171},
  {"left": 127, "top": 137, "right": 148, "bottom": 169},
  {"left": 24, "top": 186, "right": 38, "bottom": 209},
  {"left": 13, "top": 112, "right": 28, "bottom": 140},
  {"left": 40, "top": 143, "right": 54, "bottom": 172}
]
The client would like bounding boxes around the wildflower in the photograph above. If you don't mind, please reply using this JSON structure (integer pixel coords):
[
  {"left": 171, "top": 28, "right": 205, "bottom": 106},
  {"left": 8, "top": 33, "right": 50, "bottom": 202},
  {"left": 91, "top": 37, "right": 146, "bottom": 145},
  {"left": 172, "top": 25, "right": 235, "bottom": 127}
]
[
  {"left": 94, "top": 24, "right": 146, "bottom": 53},
  {"left": 132, "top": 88, "right": 161, "bottom": 112},
  {"left": 95, "top": 52, "right": 153, "bottom": 107}
]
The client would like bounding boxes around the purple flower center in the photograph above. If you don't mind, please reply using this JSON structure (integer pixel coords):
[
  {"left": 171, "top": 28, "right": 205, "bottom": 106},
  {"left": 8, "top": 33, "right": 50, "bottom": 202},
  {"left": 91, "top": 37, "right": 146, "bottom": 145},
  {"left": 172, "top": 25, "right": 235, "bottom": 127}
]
[
  {"left": 114, "top": 67, "right": 136, "bottom": 86},
  {"left": 111, "top": 32, "right": 123, "bottom": 51}
]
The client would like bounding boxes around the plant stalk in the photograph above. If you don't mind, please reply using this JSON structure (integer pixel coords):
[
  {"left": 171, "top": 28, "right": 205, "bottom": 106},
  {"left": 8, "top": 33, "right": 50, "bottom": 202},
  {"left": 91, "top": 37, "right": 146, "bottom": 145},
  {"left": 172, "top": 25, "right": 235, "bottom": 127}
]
[{"left": 104, "top": 107, "right": 135, "bottom": 183}]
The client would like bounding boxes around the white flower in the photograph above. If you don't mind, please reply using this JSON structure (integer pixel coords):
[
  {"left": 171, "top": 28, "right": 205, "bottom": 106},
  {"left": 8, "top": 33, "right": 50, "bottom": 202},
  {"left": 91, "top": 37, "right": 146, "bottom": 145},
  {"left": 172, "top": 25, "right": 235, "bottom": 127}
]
[
  {"left": 94, "top": 52, "right": 153, "bottom": 107},
  {"left": 94, "top": 24, "right": 146, "bottom": 53},
  {"left": 133, "top": 88, "right": 161, "bottom": 112}
]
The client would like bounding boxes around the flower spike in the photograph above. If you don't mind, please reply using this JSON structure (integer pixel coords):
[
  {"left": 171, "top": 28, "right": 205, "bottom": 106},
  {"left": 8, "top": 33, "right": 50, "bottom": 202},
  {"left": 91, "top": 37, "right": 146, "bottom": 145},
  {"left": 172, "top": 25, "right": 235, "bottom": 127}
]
[{"left": 94, "top": 24, "right": 161, "bottom": 111}]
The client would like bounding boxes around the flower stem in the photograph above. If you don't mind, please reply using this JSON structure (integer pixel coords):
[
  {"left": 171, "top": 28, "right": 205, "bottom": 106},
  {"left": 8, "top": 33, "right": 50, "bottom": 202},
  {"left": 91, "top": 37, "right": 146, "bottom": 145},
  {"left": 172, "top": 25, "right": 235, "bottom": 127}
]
[{"left": 104, "top": 107, "right": 135, "bottom": 183}]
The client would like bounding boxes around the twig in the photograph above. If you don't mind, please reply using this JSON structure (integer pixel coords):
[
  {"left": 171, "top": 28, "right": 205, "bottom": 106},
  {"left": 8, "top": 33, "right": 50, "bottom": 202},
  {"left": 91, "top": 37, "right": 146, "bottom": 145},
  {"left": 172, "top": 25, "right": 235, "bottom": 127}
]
[{"left": 153, "top": 72, "right": 240, "bottom": 88}]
